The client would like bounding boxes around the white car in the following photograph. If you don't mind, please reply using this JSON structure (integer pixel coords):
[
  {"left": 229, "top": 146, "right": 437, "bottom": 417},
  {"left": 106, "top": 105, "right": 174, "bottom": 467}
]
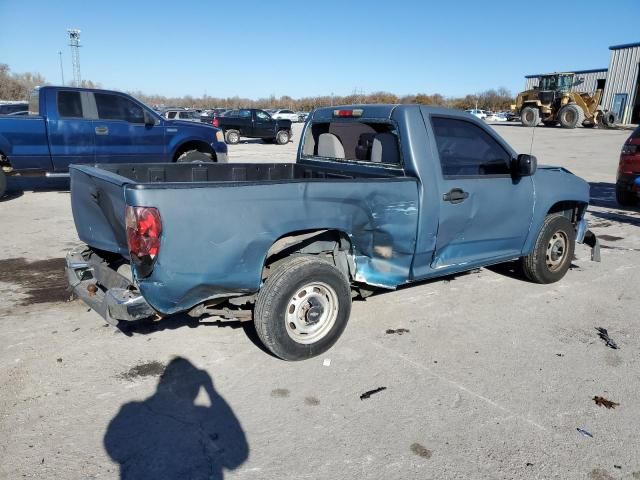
[
  {"left": 465, "top": 109, "right": 487, "bottom": 120},
  {"left": 271, "top": 109, "right": 299, "bottom": 122}
]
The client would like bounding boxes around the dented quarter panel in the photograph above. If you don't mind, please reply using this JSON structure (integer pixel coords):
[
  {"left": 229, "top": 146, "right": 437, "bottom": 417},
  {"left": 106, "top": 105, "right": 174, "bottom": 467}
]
[{"left": 124, "top": 179, "right": 419, "bottom": 314}]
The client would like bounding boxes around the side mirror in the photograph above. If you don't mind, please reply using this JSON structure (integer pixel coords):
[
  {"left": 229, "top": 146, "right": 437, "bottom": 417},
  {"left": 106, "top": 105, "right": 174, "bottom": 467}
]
[
  {"left": 144, "top": 110, "right": 158, "bottom": 126},
  {"left": 512, "top": 153, "right": 537, "bottom": 176}
]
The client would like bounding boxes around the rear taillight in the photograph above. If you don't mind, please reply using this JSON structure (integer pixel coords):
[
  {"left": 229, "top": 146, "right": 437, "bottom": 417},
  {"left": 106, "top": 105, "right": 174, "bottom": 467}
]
[
  {"left": 125, "top": 206, "right": 162, "bottom": 277},
  {"left": 213, "top": 118, "right": 220, "bottom": 127}
]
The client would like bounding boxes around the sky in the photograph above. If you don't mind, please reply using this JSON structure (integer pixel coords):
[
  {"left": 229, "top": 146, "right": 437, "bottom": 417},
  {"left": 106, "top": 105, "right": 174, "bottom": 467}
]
[{"left": 1, "top": 0, "right": 639, "bottom": 100}]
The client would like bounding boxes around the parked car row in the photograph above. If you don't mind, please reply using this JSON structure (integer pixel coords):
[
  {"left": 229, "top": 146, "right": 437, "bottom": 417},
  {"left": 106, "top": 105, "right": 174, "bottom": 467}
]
[{"left": 464, "top": 109, "right": 518, "bottom": 122}]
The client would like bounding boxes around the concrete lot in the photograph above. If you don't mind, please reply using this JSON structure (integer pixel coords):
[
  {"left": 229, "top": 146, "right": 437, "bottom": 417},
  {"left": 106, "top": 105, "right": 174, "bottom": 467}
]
[{"left": 1, "top": 122, "right": 639, "bottom": 480}]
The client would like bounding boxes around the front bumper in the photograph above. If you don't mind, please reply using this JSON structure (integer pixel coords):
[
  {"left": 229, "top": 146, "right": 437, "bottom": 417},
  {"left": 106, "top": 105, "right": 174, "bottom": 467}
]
[
  {"left": 66, "top": 246, "right": 156, "bottom": 325},
  {"left": 576, "top": 218, "right": 601, "bottom": 262}
]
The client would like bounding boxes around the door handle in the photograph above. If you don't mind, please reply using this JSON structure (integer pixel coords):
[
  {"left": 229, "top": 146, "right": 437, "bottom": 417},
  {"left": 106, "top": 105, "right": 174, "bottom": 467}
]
[
  {"left": 443, "top": 188, "right": 469, "bottom": 204},
  {"left": 95, "top": 126, "right": 109, "bottom": 135}
]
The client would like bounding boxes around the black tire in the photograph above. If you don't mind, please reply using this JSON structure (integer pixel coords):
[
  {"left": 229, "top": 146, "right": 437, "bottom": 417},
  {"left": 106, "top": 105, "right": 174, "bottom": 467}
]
[
  {"left": 0, "top": 169, "right": 6, "bottom": 199},
  {"left": 254, "top": 256, "right": 352, "bottom": 361},
  {"left": 558, "top": 104, "right": 585, "bottom": 129},
  {"left": 275, "top": 129, "right": 290, "bottom": 145},
  {"left": 225, "top": 130, "right": 240, "bottom": 144},
  {"left": 520, "top": 107, "right": 540, "bottom": 127},
  {"left": 176, "top": 150, "right": 214, "bottom": 163},
  {"left": 602, "top": 111, "right": 617, "bottom": 127},
  {"left": 616, "top": 184, "right": 638, "bottom": 206},
  {"left": 521, "top": 215, "right": 576, "bottom": 284}
]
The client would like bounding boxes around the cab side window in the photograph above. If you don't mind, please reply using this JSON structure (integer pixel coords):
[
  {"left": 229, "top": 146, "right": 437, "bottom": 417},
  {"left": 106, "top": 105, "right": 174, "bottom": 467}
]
[
  {"left": 256, "top": 110, "right": 270, "bottom": 120},
  {"left": 95, "top": 93, "right": 144, "bottom": 123},
  {"left": 431, "top": 117, "right": 511, "bottom": 177},
  {"left": 57, "top": 91, "right": 83, "bottom": 118}
]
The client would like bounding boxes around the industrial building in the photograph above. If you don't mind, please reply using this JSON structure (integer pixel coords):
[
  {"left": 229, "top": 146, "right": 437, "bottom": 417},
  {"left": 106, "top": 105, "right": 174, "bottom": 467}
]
[{"left": 524, "top": 42, "right": 640, "bottom": 125}]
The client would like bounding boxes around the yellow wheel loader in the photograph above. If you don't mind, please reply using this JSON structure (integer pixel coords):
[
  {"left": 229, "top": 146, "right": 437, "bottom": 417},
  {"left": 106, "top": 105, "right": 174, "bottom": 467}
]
[{"left": 512, "top": 73, "right": 616, "bottom": 129}]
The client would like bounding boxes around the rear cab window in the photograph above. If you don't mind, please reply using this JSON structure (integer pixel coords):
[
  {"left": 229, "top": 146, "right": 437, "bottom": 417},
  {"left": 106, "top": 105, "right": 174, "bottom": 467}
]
[{"left": 301, "top": 116, "right": 402, "bottom": 167}]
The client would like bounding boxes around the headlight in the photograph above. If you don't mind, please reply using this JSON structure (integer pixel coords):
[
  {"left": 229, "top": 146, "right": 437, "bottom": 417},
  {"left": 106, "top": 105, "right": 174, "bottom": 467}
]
[{"left": 215, "top": 130, "right": 225, "bottom": 143}]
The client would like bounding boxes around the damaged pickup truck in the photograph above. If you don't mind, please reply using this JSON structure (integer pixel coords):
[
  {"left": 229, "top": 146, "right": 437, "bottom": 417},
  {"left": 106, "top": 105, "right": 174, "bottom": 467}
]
[{"left": 66, "top": 104, "right": 600, "bottom": 360}]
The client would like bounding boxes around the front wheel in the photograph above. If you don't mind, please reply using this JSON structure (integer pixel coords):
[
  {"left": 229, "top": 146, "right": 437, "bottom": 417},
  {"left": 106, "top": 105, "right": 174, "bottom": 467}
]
[
  {"left": 521, "top": 107, "right": 540, "bottom": 127},
  {"left": 275, "top": 129, "right": 290, "bottom": 145},
  {"left": 254, "top": 256, "right": 352, "bottom": 361},
  {"left": 616, "top": 184, "right": 638, "bottom": 206},
  {"left": 521, "top": 215, "right": 576, "bottom": 284},
  {"left": 176, "top": 150, "right": 214, "bottom": 163}
]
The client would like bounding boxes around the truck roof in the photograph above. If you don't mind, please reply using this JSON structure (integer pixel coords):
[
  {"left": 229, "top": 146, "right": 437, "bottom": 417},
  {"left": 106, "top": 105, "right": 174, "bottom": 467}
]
[
  {"left": 35, "top": 85, "right": 137, "bottom": 97},
  {"left": 311, "top": 104, "right": 472, "bottom": 121}
]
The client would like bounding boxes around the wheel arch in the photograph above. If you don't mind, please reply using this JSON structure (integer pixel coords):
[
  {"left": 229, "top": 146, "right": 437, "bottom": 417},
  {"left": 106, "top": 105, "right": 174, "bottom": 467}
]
[
  {"left": 522, "top": 200, "right": 588, "bottom": 254},
  {"left": 263, "top": 229, "right": 355, "bottom": 281},
  {"left": 171, "top": 140, "right": 216, "bottom": 162}
]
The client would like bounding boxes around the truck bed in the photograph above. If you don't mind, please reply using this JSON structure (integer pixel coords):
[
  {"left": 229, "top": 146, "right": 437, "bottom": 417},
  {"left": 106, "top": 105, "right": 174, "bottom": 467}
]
[
  {"left": 69, "top": 161, "right": 419, "bottom": 315},
  {"left": 94, "top": 161, "right": 404, "bottom": 185}
]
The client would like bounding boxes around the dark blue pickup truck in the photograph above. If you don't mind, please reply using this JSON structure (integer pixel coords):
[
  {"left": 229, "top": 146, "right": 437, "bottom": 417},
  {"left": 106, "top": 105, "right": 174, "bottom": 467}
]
[
  {"left": 66, "top": 104, "right": 600, "bottom": 360},
  {"left": 0, "top": 86, "right": 227, "bottom": 198}
]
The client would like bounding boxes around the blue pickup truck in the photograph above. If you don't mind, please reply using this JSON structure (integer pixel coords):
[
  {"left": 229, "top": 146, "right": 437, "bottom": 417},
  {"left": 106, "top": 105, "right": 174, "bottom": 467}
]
[
  {"left": 66, "top": 104, "right": 600, "bottom": 360},
  {"left": 0, "top": 86, "right": 227, "bottom": 198}
]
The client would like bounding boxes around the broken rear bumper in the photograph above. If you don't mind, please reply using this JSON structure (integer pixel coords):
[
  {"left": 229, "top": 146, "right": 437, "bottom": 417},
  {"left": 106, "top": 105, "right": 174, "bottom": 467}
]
[
  {"left": 65, "top": 246, "right": 156, "bottom": 324},
  {"left": 576, "top": 218, "right": 601, "bottom": 262}
]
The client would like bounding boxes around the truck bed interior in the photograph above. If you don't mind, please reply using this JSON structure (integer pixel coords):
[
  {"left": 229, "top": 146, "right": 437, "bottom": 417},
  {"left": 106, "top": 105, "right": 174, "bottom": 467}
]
[{"left": 94, "top": 161, "right": 406, "bottom": 185}]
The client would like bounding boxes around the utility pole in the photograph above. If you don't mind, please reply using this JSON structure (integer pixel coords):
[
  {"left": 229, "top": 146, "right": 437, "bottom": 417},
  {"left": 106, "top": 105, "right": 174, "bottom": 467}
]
[
  {"left": 67, "top": 29, "right": 82, "bottom": 87},
  {"left": 58, "top": 51, "right": 65, "bottom": 86}
]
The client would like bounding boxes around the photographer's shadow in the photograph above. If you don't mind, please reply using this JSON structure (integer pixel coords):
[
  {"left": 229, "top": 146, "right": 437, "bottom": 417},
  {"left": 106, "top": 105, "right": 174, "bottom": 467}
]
[{"left": 104, "top": 357, "right": 248, "bottom": 480}]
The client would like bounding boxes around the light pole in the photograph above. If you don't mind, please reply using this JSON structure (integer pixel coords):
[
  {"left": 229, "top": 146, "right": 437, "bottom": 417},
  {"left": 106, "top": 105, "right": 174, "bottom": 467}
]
[{"left": 58, "top": 51, "right": 65, "bottom": 86}]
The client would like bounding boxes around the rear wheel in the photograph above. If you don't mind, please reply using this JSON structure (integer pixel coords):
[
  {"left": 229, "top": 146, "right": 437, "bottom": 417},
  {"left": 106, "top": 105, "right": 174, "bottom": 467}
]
[
  {"left": 521, "top": 107, "right": 540, "bottom": 127},
  {"left": 254, "top": 256, "right": 351, "bottom": 361},
  {"left": 521, "top": 215, "right": 576, "bottom": 284},
  {"left": 225, "top": 130, "right": 240, "bottom": 144},
  {"left": 275, "top": 129, "right": 290, "bottom": 145},
  {"left": 0, "top": 170, "right": 6, "bottom": 199},
  {"left": 558, "top": 104, "right": 585, "bottom": 129},
  {"left": 616, "top": 184, "right": 638, "bottom": 206},
  {"left": 602, "top": 111, "right": 617, "bottom": 128}
]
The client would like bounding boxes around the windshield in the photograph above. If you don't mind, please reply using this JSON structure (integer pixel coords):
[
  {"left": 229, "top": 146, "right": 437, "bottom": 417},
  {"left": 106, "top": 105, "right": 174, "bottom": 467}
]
[{"left": 539, "top": 74, "right": 574, "bottom": 92}]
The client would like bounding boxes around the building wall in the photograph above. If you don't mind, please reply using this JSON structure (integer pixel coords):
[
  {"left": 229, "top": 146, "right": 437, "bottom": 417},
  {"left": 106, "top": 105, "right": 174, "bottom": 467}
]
[
  {"left": 524, "top": 70, "right": 607, "bottom": 93},
  {"left": 602, "top": 44, "right": 640, "bottom": 125}
]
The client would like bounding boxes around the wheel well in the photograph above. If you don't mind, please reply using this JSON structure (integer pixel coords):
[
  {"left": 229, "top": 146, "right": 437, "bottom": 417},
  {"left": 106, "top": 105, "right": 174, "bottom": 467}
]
[
  {"left": 263, "top": 229, "right": 354, "bottom": 279},
  {"left": 547, "top": 201, "right": 587, "bottom": 224},
  {"left": 173, "top": 141, "right": 215, "bottom": 161}
]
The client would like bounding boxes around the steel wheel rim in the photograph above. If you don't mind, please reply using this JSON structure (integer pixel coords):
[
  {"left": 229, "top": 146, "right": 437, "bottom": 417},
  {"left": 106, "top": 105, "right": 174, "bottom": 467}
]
[
  {"left": 524, "top": 111, "right": 532, "bottom": 122},
  {"left": 546, "top": 231, "right": 568, "bottom": 271},
  {"left": 565, "top": 110, "right": 576, "bottom": 123},
  {"left": 229, "top": 132, "right": 238, "bottom": 143},
  {"left": 278, "top": 132, "right": 287, "bottom": 143},
  {"left": 285, "top": 282, "right": 338, "bottom": 344}
]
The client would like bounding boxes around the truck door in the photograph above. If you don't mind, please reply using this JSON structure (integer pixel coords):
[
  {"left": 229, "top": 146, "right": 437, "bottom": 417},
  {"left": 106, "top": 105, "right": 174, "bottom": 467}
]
[
  {"left": 91, "top": 92, "right": 165, "bottom": 163},
  {"left": 48, "top": 90, "right": 95, "bottom": 171},
  {"left": 254, "top": 109, "right": 275, "bottom": 137},
  {"left": 428, "top": 115, "right": 534, "bottom": 269}
]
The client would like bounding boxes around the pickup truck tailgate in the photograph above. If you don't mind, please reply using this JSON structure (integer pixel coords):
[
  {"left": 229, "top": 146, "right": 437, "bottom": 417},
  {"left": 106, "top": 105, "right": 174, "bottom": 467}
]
[{"left": 70, "top": 165, "right": 131, "bottom": 257}]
